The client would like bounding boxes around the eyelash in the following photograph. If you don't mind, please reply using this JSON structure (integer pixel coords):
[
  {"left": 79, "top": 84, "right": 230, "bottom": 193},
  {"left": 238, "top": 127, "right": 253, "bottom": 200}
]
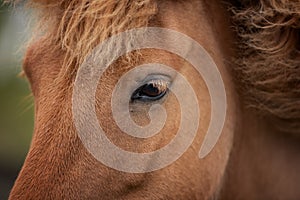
[{"left": 131, "top": 80, "right": 169, "bottom": 102}]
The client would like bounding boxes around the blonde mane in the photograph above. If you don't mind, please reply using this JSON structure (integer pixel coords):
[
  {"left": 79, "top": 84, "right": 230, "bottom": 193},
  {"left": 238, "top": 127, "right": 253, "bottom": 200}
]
[{"left": 21, "top": 0, "right": 157, "bottom": 73}]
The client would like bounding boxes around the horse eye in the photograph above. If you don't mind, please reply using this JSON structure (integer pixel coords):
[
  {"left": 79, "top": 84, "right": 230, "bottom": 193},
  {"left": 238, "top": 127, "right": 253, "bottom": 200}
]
[{"left": 131, "top": 79, "right": 168, "bottom": 101}]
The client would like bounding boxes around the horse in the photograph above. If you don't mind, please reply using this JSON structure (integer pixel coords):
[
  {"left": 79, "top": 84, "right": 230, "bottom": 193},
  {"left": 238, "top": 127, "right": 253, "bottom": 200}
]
[{"left": 7, "top": 0, "right": 300, "bottom": 199}]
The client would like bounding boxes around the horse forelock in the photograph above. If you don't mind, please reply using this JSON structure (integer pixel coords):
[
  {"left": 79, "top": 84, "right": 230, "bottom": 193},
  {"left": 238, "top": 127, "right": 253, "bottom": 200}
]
[{"left": 17, "top": 0, "right": 158, "bottom": 74}]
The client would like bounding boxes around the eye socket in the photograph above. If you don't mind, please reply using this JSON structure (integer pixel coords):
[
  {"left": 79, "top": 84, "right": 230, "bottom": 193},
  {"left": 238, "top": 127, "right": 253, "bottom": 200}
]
[{"left": 131, "top": 79, "right": 169, "bottom": 102}]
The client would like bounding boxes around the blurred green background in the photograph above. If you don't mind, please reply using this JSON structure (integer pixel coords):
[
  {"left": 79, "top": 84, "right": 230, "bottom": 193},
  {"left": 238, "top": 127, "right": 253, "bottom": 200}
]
[{"left": 0, "top": 2, "right": 34, "bottom": 199}]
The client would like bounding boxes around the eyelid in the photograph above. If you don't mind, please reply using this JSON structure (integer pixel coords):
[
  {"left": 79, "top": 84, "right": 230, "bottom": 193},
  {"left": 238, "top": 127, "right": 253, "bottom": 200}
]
[{"left": 138, "top": 74, "right": 172, "bottom": 87}]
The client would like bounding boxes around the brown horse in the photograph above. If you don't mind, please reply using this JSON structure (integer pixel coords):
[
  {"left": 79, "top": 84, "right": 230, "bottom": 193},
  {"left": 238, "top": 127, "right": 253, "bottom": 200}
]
[{"left": 8, "top": 0, "right": 300, "bottom": 199}]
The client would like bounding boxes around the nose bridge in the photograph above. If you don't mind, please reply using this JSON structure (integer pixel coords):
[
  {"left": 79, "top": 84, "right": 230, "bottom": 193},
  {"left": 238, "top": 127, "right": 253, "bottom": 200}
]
[{"left": 9, "top": 111, "right": 78, "bottom": 199}]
